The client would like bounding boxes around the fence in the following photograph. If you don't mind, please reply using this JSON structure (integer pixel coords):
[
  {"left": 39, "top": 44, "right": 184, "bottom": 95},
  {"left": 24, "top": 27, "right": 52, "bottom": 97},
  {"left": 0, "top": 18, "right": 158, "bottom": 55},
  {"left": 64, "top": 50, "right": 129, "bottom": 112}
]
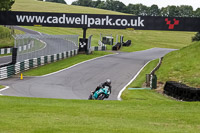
[
  {"left": 0, "top": 34, "right": 79, "bottom": 79},
  {"left": 0, "top": 49, "right": 78, "bottom": 79},
  {"left": 0, "top": 47, "right": 13, "bottom": 55},
  {"left": 15, "top": 34, "right": 79, "bottom": 62}
]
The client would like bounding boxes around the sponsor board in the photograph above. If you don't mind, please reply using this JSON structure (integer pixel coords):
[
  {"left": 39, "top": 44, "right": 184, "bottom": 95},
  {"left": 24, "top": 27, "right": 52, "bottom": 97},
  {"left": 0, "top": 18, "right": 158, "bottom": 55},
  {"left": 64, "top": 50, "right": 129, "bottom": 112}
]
[{"left": 0, "top": 11, "right": 200, "bottom": 31}]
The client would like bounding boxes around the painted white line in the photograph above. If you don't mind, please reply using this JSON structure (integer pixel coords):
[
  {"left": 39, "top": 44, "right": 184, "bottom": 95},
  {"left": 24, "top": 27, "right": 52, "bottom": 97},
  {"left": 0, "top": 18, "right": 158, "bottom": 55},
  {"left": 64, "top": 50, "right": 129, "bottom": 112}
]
[
  {"left": 117, "top": 60, "right": 153, "bottom": 101},
  {"left": 0, "top": 86, "right": 10, "bottom": 96},
  {"left": 0, "top": 55, "right": 11, "bottom": 58},
  {"left": 37, "top": 53, "right": 119, "bottom": 77}
]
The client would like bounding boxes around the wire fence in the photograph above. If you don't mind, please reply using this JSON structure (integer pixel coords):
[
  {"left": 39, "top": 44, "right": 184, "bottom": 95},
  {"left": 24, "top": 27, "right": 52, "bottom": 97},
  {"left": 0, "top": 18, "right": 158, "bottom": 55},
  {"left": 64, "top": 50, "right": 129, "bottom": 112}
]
[{"left": 14, "top": 34, "right": 79, "bottom": 62}]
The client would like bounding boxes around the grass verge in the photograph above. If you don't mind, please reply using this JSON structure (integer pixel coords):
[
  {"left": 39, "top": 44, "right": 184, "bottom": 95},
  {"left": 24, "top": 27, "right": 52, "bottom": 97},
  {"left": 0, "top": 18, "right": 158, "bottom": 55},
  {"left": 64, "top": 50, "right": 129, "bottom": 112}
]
[
  {"left": 12, "top": 0, "right": 126, "bottom": 15},
  {"left": 0, "top": 26, "right": 14, "bottom": 48},
  {"left": 121, "top": 59, "right": 159, "bottom": 100},
  {"left": 156, "top": 42, "right": 200, "bottom": 88},
  {"left": 23, "top": 51, "right": 113, "bottom": 76},
  {"left": 0, "top": 26, "right": 25, "bottom": 48},
  {"left": 12, "top": 0, "right": 195, "bottom": 52},
  {"left": 1, "top": 95, "right": 200, "bottom": 133},
  {"left": 0, "top": 85, "right": 5, "bottom": 89},
  {"left": 23, "top": 27, "right": 196, "bottom": 52}
]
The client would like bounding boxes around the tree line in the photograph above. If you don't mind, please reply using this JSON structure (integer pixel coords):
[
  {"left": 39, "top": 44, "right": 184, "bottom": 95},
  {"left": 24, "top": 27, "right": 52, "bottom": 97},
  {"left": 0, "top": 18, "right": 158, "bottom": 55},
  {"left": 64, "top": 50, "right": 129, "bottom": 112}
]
[
  {"left": 72, "top": 0, "right": 200, "bottom": 17},
  {"left": 0, "top": 0, "right": 15, "bottom": 11},
  {"left": 38, "top": 0, "right": 66, "bottom": 4}
]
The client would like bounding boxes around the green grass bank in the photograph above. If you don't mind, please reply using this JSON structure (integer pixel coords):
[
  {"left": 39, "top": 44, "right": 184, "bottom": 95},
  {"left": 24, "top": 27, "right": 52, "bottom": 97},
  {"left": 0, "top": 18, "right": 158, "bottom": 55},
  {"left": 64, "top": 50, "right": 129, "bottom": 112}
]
[
  {"left": 156, "top": 41, "right": 200, "bottom": 88},
  {"left": 1, "top": 95, "right": 200, "bottom": 133},
  {"left": 0, "top": 26, "right": 14, "bottom": 48},
  {"left": 12, "top": 0, "right": 196, "bottom": 52}
]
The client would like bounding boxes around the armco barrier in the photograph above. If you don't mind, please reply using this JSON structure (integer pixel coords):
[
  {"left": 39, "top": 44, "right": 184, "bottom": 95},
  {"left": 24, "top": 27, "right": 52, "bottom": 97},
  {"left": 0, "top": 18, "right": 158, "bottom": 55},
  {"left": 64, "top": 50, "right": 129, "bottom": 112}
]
[
  {"left": 0, "top": 49, "right": 78, "bottom": 80},
  {"left": 91, "top": 46, "right": 106, "bottom": 51},
  {"left": 164, "top": 81, "right": 200, "bottom": 101},
  {"left": 0, "top": 47, "right": 12, "bottom": 55}
]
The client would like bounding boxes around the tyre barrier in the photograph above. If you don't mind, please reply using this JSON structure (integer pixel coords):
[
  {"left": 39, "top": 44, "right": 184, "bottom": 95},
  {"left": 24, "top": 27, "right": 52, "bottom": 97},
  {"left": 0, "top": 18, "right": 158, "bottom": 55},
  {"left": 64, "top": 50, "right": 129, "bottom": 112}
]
[
  {"left": 122, "top": 40, "right": 131, "bottom": 46},
  {"left": 0, "top": 49, "right": 78, "bottom": 80},
  {"left": 164, "top": 81, "right": 200, "bottom": 101},
  {"left": 112, "top": 42, "right": 121, "bottom": 51}
]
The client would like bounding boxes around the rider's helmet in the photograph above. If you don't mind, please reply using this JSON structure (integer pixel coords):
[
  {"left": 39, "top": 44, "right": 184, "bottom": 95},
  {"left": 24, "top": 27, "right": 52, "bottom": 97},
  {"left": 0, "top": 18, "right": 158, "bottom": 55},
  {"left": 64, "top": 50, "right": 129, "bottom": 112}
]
[{"left": 106, "top": 79, "right": 111, "bottom": 86}]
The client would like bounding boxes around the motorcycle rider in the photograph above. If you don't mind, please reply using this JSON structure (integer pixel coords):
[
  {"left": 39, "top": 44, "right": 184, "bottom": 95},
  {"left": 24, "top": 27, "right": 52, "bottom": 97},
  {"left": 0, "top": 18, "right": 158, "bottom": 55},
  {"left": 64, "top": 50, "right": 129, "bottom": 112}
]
[{"left": 94, "top": 79, "right": 112, "bottom": 95}]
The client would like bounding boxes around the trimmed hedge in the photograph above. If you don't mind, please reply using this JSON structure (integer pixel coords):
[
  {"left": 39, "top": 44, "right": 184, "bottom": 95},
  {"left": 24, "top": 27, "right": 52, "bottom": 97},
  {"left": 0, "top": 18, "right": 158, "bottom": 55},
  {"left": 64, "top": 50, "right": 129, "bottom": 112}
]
[{"left": 164, "top": 81, "right": 200, "bottom": 101}]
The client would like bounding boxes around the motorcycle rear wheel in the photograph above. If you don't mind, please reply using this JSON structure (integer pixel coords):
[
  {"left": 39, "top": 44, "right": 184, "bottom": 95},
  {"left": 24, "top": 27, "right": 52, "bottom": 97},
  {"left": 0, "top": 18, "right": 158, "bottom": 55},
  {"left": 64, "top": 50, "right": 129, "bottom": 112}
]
[{"left": 88, "top": 94, "right": 93, "bottom": 100}]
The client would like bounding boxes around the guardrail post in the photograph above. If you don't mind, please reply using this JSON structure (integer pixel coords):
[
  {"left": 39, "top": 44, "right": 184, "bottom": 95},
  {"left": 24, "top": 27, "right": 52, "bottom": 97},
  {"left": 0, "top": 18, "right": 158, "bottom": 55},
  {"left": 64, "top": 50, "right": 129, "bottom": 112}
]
[{"left": 11, "top": 48, "right": 18, "bottom": 65}]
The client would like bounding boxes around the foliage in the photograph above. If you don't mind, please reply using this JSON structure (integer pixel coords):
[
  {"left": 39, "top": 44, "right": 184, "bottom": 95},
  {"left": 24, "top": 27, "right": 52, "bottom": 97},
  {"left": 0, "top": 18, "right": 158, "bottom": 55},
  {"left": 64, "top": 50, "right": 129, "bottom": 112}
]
[
  {"left": 45, "top": 0, "right": 66, "bottom": 4},
  {"left": 192, "top": 31, "right": 200, "bottom": 42},
  {"left": 127, "top": 59, "right": 159, "bottom": 88},
  {"left": 71, "top": 0, "right": 199, "bottom": 17},
  {"left": 0, "top": 0, "right": 15, "bottom": 11},
  {"left": 0, "top": 26, "right": 14, "bottom": 48},
  {"left": 194, "top": 8, "right": 200, "bottom": 17}
]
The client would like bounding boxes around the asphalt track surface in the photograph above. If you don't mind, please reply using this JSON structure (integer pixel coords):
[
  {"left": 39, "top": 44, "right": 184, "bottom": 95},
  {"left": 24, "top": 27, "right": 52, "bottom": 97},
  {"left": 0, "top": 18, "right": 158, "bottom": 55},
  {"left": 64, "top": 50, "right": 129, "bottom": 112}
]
[
  {"left": 0, "top": 48, "right": 175, "bottom": 100},
  {"left": 0, "top": 26, "right": 77, "bottom": 65}
]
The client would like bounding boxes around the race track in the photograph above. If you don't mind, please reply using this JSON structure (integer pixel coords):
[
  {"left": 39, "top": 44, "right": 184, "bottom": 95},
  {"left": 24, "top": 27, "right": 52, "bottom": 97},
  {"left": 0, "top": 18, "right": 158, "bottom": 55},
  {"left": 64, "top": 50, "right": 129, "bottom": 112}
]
[{"left": 0, "top": 48, "right": 175, "bottom": 100}]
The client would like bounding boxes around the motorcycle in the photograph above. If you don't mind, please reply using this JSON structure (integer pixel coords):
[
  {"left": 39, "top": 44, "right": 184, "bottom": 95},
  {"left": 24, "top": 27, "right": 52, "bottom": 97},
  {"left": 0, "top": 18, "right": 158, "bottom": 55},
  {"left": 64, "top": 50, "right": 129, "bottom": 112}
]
[{"left": 88, "top": 86, "right": 111, "bottom": 100}]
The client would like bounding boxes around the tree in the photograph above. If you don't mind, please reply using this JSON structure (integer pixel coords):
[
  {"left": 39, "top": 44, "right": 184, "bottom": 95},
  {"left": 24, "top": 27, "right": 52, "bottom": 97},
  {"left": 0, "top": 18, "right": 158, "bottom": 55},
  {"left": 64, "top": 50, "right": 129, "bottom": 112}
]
[
  {"left": 160, "top": 6, "right": 180, "bottom": 17},
  {"left": 178, "top": 5, "right": 193, "bottom": 17},
  {"left": 192, "top": 32, "right": 200, "bottom": 42},
  {"left": 194, "top": 8, "right": 200, "bottom": 17},
  {"left": 46, "top": 0, "right": 66, "bottom": 4},
  {"left": 103, "top": 0, "right": 126, "bottom": 13},
  {"left": 72, "top": 0, "right": 92, "bottom": 6},
  {"left": 127, "top": 4, "right": 148, "bottom": 16},
  {"left": 90, "top": 0, "right": 102, "bottom": 8},
  {"left": 96, "top": 1, "right": 106, "bottom": 9},
  {"left": 0, "top": 0, "right": 15, "bottom": 11},
  {"left": 148, "top": 4, "right": 160, "bottom": 16}
]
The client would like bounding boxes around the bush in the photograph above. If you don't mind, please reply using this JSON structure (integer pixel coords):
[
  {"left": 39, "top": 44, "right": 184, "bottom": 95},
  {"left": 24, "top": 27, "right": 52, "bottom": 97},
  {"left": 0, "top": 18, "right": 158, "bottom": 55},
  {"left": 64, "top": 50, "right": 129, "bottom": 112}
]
[{"left": 192, "top": 31, "right": 200, "bottom": 42}]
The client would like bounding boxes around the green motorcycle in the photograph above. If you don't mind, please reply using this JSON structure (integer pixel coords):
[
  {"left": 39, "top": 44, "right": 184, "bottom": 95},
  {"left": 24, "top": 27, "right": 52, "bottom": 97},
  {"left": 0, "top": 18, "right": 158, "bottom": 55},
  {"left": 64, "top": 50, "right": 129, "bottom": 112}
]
[{"left": 88, "top": 86, "right": 111, "bottom": 100}]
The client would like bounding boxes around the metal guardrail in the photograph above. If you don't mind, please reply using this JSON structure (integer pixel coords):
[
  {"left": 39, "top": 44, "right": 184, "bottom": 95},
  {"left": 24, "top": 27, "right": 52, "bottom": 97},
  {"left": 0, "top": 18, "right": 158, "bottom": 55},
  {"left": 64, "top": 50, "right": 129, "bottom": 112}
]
[{"left": 0, "top": 49, "right": 78, "bottom": 80}]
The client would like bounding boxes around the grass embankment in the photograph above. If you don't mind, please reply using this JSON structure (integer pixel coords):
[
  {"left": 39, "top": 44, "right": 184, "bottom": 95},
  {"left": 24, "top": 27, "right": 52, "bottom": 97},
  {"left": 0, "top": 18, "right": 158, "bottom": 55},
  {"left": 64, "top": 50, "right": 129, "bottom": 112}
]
[
  {"left": 12, "top": 0, "right": 195, "bottom": 52},
  {"left": 0, "top": 26, "right": 14, "bottom": 48},
  {"left": 0, "top": 26, "right": 25, "bottom": 48},
  {"left": 122, "top": 42, "right": 200, "bottom": 100},
  {"left": 122, "top": 59, "right": 159, "bottom": 100},
  {"left": 23, "top": 27, "right": 195, "bottom": 52},
  {"left": 156, "top": 42, "right": 200, "bottom": 88},
  {"left": 12, "top": 0, "right": 126, "bottom": 15},
  {"left": 23, "top": 51, "right": 113, "bottom": 76},
  {"left": 1, "top": 95, "right": 200, "bottom": 133}
]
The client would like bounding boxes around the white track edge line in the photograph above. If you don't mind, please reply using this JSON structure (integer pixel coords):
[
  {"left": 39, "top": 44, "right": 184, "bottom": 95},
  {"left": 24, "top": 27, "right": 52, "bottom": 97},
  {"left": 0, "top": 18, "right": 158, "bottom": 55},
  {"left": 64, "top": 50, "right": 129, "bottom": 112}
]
[
  {"left": 36, "top": 53, "right": 119, "bottom": 77},
  {"left": 0, "top": 86, "right": 10, "bottom": 96},
  {"left": 117, "top": 59, "right": 154, "bottom": 101}
]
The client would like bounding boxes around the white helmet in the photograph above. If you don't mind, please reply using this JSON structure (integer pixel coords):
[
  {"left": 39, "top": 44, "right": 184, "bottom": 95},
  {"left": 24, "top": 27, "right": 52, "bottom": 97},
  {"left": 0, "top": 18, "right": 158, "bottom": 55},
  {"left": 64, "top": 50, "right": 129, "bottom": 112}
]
[{"left": 106, "top": 79, "right": 111, "bottom": 85}]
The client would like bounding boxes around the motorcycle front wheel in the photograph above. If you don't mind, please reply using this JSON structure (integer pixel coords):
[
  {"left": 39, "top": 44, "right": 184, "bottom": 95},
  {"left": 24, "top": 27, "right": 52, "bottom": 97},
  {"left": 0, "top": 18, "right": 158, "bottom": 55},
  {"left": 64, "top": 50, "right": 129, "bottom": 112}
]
[{"left": 97, "top": 93, "right": 106, "bottom": 100}]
